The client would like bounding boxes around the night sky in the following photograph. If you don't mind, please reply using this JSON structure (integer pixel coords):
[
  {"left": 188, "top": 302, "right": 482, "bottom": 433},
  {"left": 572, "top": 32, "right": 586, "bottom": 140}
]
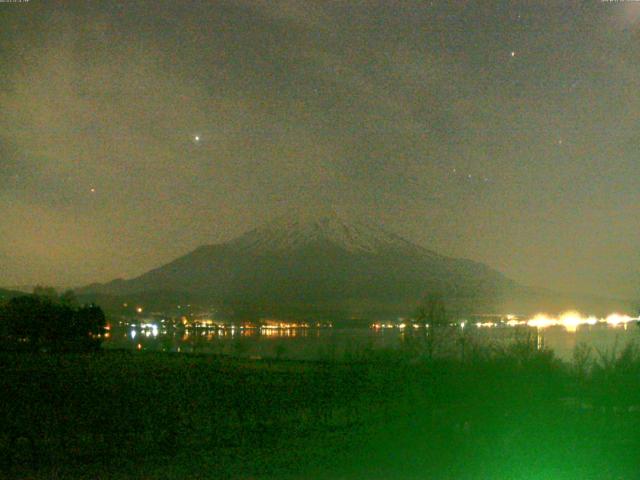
[{"left": 1, "top": 1, "right": 638, "bottom": 299}]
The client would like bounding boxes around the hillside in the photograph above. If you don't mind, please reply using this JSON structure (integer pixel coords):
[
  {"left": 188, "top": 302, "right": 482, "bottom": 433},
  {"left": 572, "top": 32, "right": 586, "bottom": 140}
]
[{"left": 79, "top": 213, "right": 518, "bottom": 319}]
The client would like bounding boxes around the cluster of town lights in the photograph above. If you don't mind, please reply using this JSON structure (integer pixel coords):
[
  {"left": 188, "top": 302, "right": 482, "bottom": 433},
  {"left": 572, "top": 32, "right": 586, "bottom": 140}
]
[
  {"left": 524, "top": 312, "right": 637, "bottom": 331},
  {"left": 372, "top": 312, "right": 638, "bottom": 332},
  {"left": 126, "top": 312, "right": 637, "bottom": 338}
]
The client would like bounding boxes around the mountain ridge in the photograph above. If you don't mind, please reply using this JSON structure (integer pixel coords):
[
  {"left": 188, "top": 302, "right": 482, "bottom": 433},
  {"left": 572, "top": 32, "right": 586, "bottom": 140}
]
[
  {"left": 78, "top": 213, "right": 636, "bottom": 318},
  {"left": 228, "top": 212, "right": 432, "bottom": 256},
  {"left": 79, "top": 214, "right": 515, "bottom": 318}
]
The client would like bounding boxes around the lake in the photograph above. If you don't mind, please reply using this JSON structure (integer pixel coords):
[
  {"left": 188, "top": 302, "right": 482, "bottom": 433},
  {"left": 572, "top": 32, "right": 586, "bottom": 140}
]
[{"left": 103, "top": 320, "right": 640, "bottom": 362}]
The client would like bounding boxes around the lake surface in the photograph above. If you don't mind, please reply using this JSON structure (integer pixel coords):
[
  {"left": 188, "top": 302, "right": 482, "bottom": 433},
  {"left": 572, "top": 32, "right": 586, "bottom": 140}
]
[{"left": 103, "top": 321, "right": 640, "bottom": 362}]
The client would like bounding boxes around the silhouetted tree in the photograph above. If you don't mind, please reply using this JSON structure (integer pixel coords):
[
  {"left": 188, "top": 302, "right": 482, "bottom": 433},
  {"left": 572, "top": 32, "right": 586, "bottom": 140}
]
[
  {"left": 59, "top": 290, "right": 79, "bottom": 308},
  {"left": 72, "top": 304, "right": 106, "bottom": 349},
  {"left": 416, "top": 293, "right": 447, "bottom": 327},
  {"left": 32, "top": 286, "right": 58, "bottom": 301},
  {"left": 414, "top": 293, "right": 448, "bottom": 359},
  {"left": 0, "top": 289, "right": 106, "bottom": 352}
]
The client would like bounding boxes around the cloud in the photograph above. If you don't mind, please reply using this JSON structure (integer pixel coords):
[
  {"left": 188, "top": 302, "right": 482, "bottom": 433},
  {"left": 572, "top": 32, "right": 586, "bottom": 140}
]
[{"left": 0, "top": 2, "right": 639, "bottom": 297}]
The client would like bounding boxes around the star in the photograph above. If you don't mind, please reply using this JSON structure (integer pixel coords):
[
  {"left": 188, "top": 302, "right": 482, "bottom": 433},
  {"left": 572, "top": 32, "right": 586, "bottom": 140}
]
[{"left": 193, "top": 134, "right": 201, "bottom": 143}]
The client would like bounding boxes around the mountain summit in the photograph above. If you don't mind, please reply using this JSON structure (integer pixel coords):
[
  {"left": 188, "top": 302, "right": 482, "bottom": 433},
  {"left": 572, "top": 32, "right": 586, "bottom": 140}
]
[
  {"left": 81, "top": 214, "right": 515, "bottom": 319},
  {"left": 230, "top": 212, "right": 428, "bottom": 256}
]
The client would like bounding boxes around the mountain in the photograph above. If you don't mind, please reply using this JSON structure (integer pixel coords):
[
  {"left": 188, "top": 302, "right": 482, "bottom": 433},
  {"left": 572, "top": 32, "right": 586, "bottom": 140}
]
[{"left": 80, "top": 213, "right": 517, "bottom": 319}]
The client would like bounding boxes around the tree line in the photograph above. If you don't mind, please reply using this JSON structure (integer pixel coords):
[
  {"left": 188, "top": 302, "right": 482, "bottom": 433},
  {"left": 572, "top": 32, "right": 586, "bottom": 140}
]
[{"left": 0, "top": 287, "right": 106, "bottom": 352}]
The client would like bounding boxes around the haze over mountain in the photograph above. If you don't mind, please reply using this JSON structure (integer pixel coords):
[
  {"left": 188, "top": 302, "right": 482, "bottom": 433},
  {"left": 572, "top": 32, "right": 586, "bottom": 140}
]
[{"left": 80, "top": 212, "right": 519, "bottom": 319}]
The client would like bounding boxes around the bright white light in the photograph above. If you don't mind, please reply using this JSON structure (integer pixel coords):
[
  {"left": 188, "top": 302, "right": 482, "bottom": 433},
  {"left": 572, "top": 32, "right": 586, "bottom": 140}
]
[
  {"left": 586, "top": 316, "right": 598, "bottom": 326},
  {"left": 606, "top": 313, "right": 634, "bottom": 326},
  {"left": 525, "top": 311, "right": 633, "bottom": 331},
  {"left": 528, "top": 314, "right": 557, "bottom": 329},
  {"left": 477, "top": 322, "right": 495, "bottom": 328},
  {"left": 559, "top": 311, "right": 583, "bottom": 332}
]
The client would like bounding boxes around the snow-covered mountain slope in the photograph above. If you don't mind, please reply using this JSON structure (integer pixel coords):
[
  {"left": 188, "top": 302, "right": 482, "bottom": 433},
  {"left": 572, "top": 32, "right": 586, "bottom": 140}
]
[
  {"left": 230, "top": 211, "right": 431, "bottom": 256},
  {"left": 80, "top": 214, "right": 515, "bottom": 316}
]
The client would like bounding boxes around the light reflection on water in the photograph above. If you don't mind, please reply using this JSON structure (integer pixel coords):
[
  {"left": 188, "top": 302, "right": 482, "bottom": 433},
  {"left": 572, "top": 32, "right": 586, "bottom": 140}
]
[{"left": 102, "top": 322, "right": 640, "bottom": 362}]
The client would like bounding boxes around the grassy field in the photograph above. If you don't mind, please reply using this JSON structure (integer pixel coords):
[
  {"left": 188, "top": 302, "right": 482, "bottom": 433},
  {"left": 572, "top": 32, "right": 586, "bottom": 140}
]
[{"left": 1, "top": 338, "right": 640, "bottom": 479}]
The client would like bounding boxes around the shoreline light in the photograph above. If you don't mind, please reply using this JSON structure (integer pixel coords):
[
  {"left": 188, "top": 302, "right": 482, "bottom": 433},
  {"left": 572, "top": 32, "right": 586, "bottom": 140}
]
[
  {"left": 527, "top": 314, "right": 557, "bottom": 329},
  {"left": 523, "top": 311, "right": 638, "bottom": 332},
  {"left": 605, "top": 313, "right": 634, "bottom": 326},
  {"left": 559, "top": 311, "right": 583, "bottom": 332}
]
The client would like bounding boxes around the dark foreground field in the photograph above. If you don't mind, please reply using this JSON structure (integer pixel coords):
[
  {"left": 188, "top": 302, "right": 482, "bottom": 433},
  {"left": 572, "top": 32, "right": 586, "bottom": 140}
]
[{"left": 1, "top": 340, "right": 640, "bottom": 479}]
